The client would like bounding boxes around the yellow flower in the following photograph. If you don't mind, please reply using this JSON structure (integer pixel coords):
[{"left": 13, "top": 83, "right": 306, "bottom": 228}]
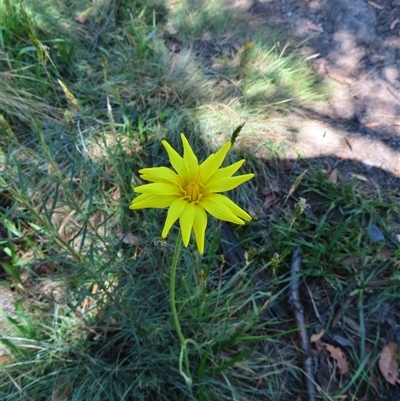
[{"left": 130, "top": 133, "right": 254, "bottom": 254}]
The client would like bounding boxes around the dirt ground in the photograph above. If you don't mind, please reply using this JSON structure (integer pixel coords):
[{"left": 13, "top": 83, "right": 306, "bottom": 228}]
[{"left": 230, "top": 0, "right": 400, "bottom": 189}]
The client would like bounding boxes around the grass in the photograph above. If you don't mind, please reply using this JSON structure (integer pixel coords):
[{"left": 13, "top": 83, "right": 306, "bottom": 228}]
[{"left": 1, "top": 0, "right": 399, "bottom": 400}]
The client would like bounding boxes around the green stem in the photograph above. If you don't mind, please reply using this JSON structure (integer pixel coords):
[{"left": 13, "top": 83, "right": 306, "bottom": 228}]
[{"left": 170, "top": 234, "right": 192, "bottom": 386}]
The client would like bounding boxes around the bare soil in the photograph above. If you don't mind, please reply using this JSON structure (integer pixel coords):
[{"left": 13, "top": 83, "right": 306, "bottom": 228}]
[{"left": 231, "top": 0, "right": 400, "bottom": 189}]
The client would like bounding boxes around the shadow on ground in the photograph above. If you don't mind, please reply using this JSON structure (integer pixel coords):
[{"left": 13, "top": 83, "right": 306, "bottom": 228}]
[{"left": 229, "top": 0, "right": 399, "bottom": 180}]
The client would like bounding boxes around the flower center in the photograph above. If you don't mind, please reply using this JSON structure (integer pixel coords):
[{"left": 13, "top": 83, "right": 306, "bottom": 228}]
[{"left": 185, "top": 181, "right": 201, "bottom": 203}]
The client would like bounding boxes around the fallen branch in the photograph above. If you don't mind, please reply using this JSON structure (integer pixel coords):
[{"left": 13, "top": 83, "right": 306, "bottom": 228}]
[{"left": 289, "top": 247, "right": 316, "bottom": 401}]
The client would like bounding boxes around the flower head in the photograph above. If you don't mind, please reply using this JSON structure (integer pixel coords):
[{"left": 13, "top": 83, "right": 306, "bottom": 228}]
[{"left": 130, "top": 134, "right": 254, "bottom": 254}]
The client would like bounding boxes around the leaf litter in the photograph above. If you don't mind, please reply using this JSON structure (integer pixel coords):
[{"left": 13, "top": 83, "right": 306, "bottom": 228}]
[{"left": 379, "top": 342, "right": 400, "bottom": 385}]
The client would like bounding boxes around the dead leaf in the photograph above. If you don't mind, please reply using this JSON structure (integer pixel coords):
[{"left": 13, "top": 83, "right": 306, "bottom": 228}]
[
  {"left": 219, "top": 79, "right": 230, "bottom": 87},
  {"left": 323, "top": 343, "right": 349, "bottom": 374},
  {"left": 170, "top": 42, "right": 181, "bottom": 52},
  {"left": 116, "top": 229, "right": 140, "bottom": 245},
  {"left": 0, "top": 355, "right": 11, "bottom": 365},
  {"left": 310, "top": 329, "right": 325, "bottom": 343},
  {"left": 263, "top": 192, "right": 276, "bottom": 211},
  {"left": 32, "top": 263, "right": 55, "bottom": 275},
  {"left": 75, "top": 14, "right": 87, "bottom": 24},
  {"left": 267, "top": 180, "right": 281, "bottom": 194},
  {"left": 326, "top": 67, "right": 354, "bottom": 85},
  {"left": 349, "top": 173, "right": 368, "bottom": 182},
  {"left": 248, "top": 207, "right": 257, "bottom": 219},
  {"left": 379, "top": 342, "right": 399, "bottom": 385},
  {"left": 390, "top": 18, "right": 399, "bottom": 30},
  {"left": 306, "top": 21, "right": 324, "bottom": 33},
  {"left": 328, "top": 169, "right": 338, "bottom": 184}
]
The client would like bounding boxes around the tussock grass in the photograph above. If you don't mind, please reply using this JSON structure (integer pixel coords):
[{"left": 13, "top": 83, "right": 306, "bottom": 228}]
[{"left": 1, "top": 0, "right": 399, "bottom": 400}]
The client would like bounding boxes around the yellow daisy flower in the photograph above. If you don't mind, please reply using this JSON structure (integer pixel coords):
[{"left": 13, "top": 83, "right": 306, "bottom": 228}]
[{"left": 130, "top": 133, "right": 254, "bottom": 254}]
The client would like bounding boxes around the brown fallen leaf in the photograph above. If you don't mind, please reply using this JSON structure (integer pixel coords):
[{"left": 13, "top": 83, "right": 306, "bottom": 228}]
[
  {"left": 170, "top": 42, "right": 182, "bottom": 53},
  {"left": 326, "top": 67, "right": 354, "bottom": 85},
  {"left": 328, "top": 169, "right": 338, "bottom": 184},
  {"left": 116, "top": 229, "right": 140, "bottom": 245},
  {"left": 306, "top": 21, "right": 324, "bottom": 33},
  {"left": 349, "top": 173, "right": 368, "bottom": 182},
  {"left": 310, "top": 329, "right": 325, "bottom": 343},
  {"left": 379, "top": 342, "right": 399, "bottom": 385},
  {"left": 247, "top": 207, "right": 258, "bottom": 220},
  {"left": 32, "top": 263, "right": 55, "bottom": 275},
  {"left": 75, "top": 14, "right": 87, "bottom": 24},
  {"left": 263, "top": 192, "right": 276, "bottom": 211},
  {"left": 0, "top": 355, "right": 11, "bottom": 365},
  {"left": 323, "top": 342, "right": 349, "bottom": 374}
]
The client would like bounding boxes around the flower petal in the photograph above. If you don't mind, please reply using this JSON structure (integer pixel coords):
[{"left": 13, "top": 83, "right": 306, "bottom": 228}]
[
  {"left": 207, "top": 160, "right": 245, "bottom": 181},
  {"left": 139, "top": 167, "right": 179, "bottom": 184},
  {"left": 162, "top": 198, "right": 187, "bottom": 238},
  {"left": 192, "top": 205, "right": 207, "bottom": 254},
  {"left": 206, "top": 174, "right": 254, "bottom": 193},
  {"left": 134, "top": 182, "right": 179, "bottom": 196},
  {"left": 179, "top": 202, "right": 195, "bottom": 247},
  {"left": 162, "top": 139, "right": 187, "bottom": 178},
  {"left": 200, "top": 194, "right": 251, "bottom": 224},
  {"left": 129, "top": 194, "right": 177, "bottom": 209},
  {"left": 199, "top": 141, "right": 231, "bottom": 181},
  {"left": 181, "top": 133, "right": 199, "bottom": 177}
]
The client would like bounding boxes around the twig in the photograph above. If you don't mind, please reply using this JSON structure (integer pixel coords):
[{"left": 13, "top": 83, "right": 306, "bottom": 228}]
[{"left": 289, "top": 247, "right": 316, "bottom": 401}]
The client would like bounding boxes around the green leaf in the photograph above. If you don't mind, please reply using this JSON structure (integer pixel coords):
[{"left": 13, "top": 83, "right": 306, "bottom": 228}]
[
  {"left": 0, "top": 338, "right": 27, "bottom": 357},
  {"left": 0, "top": 261, "right": 21, "bottom": 283}
]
